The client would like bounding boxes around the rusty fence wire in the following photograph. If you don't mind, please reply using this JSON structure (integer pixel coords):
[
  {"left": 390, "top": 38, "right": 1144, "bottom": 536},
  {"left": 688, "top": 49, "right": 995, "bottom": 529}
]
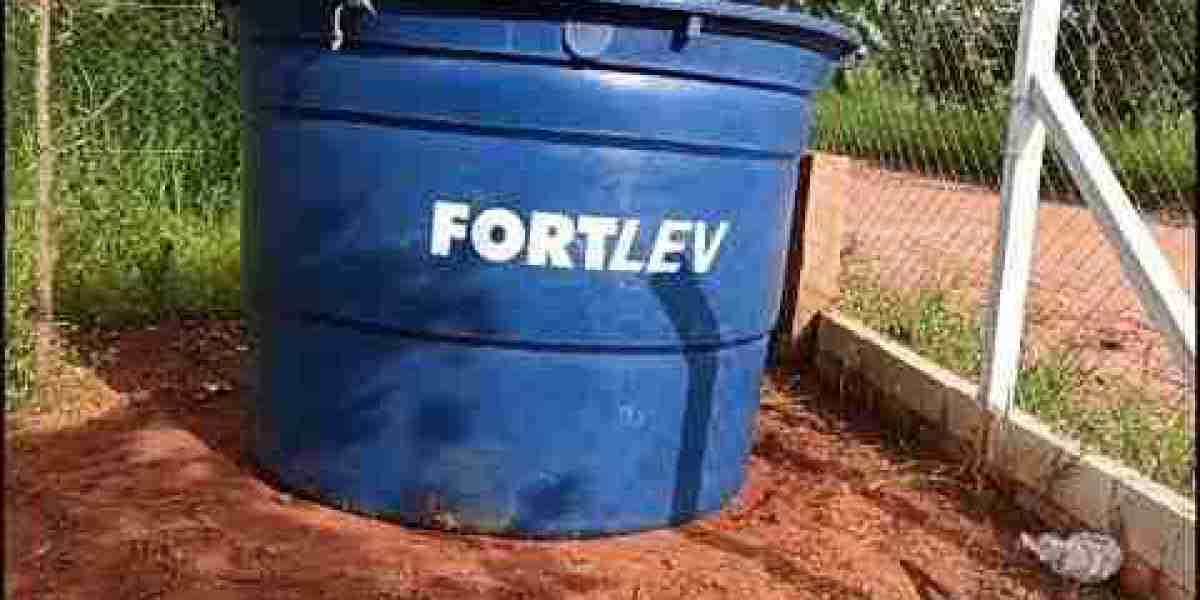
[{"left": 806, "top": 0, "right": 1196, "bottom": 497}]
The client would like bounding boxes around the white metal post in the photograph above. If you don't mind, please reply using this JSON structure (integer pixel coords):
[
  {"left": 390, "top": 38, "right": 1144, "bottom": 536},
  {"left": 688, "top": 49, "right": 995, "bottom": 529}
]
[
  {"left": 979, "top": 0, "right": 1062, "bottom": 416},
  {"left": 1029, "top": 70, "right": 1196, "bottom": 397}
]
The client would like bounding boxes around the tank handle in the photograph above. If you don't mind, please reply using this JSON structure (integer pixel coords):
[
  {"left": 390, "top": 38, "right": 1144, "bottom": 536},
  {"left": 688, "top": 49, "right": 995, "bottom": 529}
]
[{"left": 329, "top": 0, "right": 378, "bottom": 52}]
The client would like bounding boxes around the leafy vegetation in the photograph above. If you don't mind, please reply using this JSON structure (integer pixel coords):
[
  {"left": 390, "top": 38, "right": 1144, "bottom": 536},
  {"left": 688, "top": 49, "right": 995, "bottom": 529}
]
[
  {"left": 759, "top": 0, "right": 1198, "bottom": 215},
  {"left": 768, "top": 0, "right": 1195, "bottom": 124},
  {"left": 811, "top": 67, "right": 1196, "bottom": 215},
  {"left": 6, "top": 1, "right": 41, "bottom": 408},
  {"left": 4, "top": 2, "right": 241, "bottom": 408}
]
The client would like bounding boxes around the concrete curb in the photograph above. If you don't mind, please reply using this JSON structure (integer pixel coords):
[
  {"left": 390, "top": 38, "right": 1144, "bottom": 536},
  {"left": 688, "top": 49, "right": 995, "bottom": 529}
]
[{"left": 812, "top": 310, "right": 1195, "bottom": 600}]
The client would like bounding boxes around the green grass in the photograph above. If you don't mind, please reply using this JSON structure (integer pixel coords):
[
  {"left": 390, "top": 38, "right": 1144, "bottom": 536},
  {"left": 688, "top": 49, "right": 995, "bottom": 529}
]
[
  {"left": 839, "top": 260, "right": 1195, "bottom": 496},
  {"left": 837, "top": 272, "right": 984, "bottom": 377},
  {"left": 4, "top": 2, "right": 241, "bottom": 408},
  {"left": 6, "top": 1, "right": 41, "bottom": 408},
  {"left": 812, "top": 71, "right": 1009, "bottom": 188},
  {"left": 5, "top": 193, "right": 37, "bottom": 409},
  {"left": 812, "top": 69, "right": 1197, "bottom": 217}
]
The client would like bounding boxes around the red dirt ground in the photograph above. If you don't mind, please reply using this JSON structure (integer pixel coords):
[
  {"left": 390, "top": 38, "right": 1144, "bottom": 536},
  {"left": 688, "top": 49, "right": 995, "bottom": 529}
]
[{"left": 5, "top": 320, "right": 1119, "bottom": 599}]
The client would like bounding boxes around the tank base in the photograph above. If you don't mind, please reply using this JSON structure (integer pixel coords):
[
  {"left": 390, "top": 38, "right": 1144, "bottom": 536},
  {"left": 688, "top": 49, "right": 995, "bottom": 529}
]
[{"left": 243, "top": 316, "right": 765, "bottom": 538}]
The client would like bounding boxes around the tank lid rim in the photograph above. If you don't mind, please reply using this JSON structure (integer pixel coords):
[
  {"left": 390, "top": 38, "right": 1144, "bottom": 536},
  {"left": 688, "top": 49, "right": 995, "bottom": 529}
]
[
  {"left": 568, "top": 0, "right": 860, "bottom": 54},
  {"left": 366, "top": 0, "right": 863, "bottom": 56}
]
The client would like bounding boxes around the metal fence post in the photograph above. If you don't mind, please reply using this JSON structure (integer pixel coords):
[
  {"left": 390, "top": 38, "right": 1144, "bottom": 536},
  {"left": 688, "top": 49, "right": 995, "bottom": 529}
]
[
  {"left": 979, "top": 0, "right": 1062, "bottom": 419},
  {"left": 35, "top": 0, "right": 59, "bottom": 405}
]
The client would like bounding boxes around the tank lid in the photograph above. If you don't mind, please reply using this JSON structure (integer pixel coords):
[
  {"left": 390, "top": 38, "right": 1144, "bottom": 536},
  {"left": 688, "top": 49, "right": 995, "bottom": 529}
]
[{"left": 572, "top": 0, "right": 861, "bottom": 56}]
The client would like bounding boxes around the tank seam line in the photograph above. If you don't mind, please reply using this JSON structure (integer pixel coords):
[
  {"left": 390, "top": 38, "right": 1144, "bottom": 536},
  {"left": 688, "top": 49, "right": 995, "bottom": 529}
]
[
  {"left": 269, "top": 311, "right": 769, "bottom": 354},
  {"left": 257, "top": 105, "right": 796, "bottom": 161}
]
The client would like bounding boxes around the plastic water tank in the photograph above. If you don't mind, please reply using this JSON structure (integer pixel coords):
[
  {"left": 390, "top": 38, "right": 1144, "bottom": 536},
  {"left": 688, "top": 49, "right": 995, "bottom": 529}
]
[{"left": 239, "top": 0, "right": 858, "bottom": 537}]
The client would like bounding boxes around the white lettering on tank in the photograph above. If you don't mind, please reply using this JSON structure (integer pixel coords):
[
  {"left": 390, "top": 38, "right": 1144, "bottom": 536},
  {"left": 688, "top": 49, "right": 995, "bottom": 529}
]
[
  {"left": 646, "top": 219, "right": 691, "bottom": 274},
  {"left": 429, "top": 202, "right": 730, "bottom": 274},
  {"left": 693, "top": 221, "right": 729, "bottom": 274},
  {"left": 471, "top": 207, "right": 526, "bottom": 263},
  {"left": 430, "top": 201, "right": 470, "bottom": 256},
  {"left": 576, "top": 215, "right": 619, "bottom": 271},
  {"left": 608, "top": 219, "right": 645, "bottom": 272},
  {"left": 526, "top": 211, "right": 575, "bottom": 269}
]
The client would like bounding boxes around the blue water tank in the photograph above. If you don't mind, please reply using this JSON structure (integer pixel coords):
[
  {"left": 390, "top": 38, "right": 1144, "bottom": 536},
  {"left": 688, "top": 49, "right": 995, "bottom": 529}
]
[{"left": 239, "top": 0, "right": 857, "bottom": 537}]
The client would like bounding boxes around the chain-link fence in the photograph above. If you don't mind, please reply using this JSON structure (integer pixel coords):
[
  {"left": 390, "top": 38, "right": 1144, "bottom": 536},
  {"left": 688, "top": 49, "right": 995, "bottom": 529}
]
[
  {"left": 805, "top": 0, "right": 1196, "bottom": 496},
  {"left": 2, "top": 1, "right": 1194, "bottom": 598},
  {"left": 6, "top": 0, "right": 1194, "bottom": 489}
]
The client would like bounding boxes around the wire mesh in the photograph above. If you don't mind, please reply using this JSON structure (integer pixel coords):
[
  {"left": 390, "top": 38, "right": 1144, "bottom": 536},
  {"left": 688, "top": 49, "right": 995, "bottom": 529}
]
[
  {"left": 5, "top": 0, "right": 1191, "bottom": 476},
  {"left": 2, "top": 0, "right": 1193, "bottom": 597},
  {"left": 7, "top": 0, "right": 1193, "bottom": 486},
  {"left": 807, "top": 0, "right": 1196, "bottom": 498}
]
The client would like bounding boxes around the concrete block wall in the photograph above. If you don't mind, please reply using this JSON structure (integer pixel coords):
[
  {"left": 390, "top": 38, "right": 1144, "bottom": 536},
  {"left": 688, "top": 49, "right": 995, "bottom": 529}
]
[{"left": 810, "top": 310, "right": 1196, "bottom": 600}]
